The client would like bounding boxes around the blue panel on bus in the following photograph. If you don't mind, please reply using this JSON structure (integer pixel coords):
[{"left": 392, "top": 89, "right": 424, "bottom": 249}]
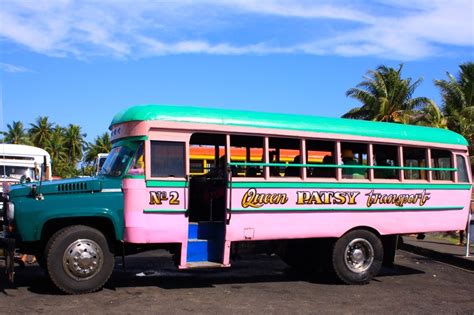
[
  {"left": 187, "top": 222, "right": 224, "bottom": 262},
  {"left": 188, "top": 223, "right": 199, "bottom": 239}
]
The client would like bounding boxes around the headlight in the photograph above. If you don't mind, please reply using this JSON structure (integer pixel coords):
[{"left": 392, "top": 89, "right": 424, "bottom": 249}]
[{"left": 6, "top": 202, "right": 14, "bottom": 222}]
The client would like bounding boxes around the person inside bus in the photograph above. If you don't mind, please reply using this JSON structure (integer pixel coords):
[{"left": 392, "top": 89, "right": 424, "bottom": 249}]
[
  {"left": 269, "top": 151, "right": 281, "bottom": 176},
  {"left": 205, "top": 155, "right": 227, "bottom": 220},
  {"left": 207, "top": 155, "right": 227, "bottom": 179},
  {"left": 342, "top": 149, "right": 366, "bottom": 179},
  {"left": 285, "top": 155, "right": 301, "bottom": 177},
  {"left": 313, "top": 155, "right": 334, "bottom": 177},
  {"left": 374, "top": 152, "right": 396, "bottom": 179}
]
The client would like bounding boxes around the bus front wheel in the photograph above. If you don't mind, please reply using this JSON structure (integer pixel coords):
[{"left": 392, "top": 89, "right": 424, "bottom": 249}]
[
  {"left": 332, "top": 230, "right": 383, "bottom": 284},
  {"left": 45, "top": 225, "right": 114, "bottom": 294}
]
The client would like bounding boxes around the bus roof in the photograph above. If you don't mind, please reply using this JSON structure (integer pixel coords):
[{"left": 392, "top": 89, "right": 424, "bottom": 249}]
[
  {"left": 0, "top": 144, "right": 51, "bottom": 161},
  {"left": 110, "top": 104, "right": 468, "bottom": 146}
]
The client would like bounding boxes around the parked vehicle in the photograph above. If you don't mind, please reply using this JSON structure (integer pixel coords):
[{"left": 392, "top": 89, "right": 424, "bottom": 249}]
[
  {"left": 0, "top": 144, "right": 51, "bottom": 216},
  {"left": 1, "top": 105, "right": 471, "bottom": 294},
  {"left": 93, "top": 153, "right": 109, "bottom": 175}
]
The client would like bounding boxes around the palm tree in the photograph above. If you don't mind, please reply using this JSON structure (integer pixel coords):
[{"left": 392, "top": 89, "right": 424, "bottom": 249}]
[
  {"left": 29, "top": 116, "right": 54, "bottom": 148},
  {"left": 44, "top": 126, "right": 68, "bottom": 175},
  {"left": 414, "top": 101, "right": 448, "bottom": 129},
  {"left": 435, "top": 62, "right": 474, "bottom": 143},
  {"left": 343, "top": 64, "right": 432, "bottom": 123},
  {"left": 1, "top": 121, "right": 31, "bottom": 144},
  {"left": 64, "top": 124, "right": 86, "bottom": 165},
  {"left": 84, "top": 132, "right": 112, "bottom": 163}
]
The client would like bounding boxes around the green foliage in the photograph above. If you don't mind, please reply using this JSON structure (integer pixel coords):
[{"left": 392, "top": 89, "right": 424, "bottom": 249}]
[
  {"left": 343, "top": 64, "right": 432, "bottom": 123},
  {"left": 29, "top": 116, "right": 53, "bottom": 148},
  {"left": 435, "top": 62, "right": 474, "bottom": 154},
  {"left": 84, "top": 132, "right": 112, "bottom": 163},
  {"left": 1, "top": 121, "right": 32, "bottom": 145},
  {"left": 413, "top": 101, "right": 448, "bottom": 129},
  {"left": 44, "top": 126, "right": 68, "bottom": 176},
  {"left": 64, "top": 124, "right": 86, "bottom": 165},
  {"left": 2, "top": 117, "right": 108, "bottom": 178},
  {"left": 81, "top": 165, "right": 97, "bottom": 177}
]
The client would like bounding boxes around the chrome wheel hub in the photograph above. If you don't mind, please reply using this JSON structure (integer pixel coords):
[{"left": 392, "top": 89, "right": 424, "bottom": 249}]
[
  {"left": 63, "top": 239, "right": 103, "bottom": 280},
  {"left": 344, "top": 238, "right": 374, "bottom": 273}
]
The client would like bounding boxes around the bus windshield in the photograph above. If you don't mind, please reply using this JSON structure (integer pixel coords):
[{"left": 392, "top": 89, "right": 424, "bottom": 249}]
[
  {"left": 0, "top": 165, "right": 35, "bottom": 179},
  {"left": 99, "top": 146, "right": 134, "bottom": 177}
]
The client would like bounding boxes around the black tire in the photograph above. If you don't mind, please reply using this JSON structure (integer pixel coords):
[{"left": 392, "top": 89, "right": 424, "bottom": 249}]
[
  {"left": 45, "top": 225, "right": 114, "bottom": 294},
  {"left": 332, "top": 230, "right": 383, "bottom": 285}
]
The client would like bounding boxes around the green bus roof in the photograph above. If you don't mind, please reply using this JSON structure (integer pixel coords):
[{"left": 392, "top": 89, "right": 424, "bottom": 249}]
[{"left": 110, "top": 104, "right": 468, "bottom": 146}]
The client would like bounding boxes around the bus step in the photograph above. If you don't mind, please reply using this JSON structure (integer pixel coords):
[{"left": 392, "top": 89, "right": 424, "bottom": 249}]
[
  {"left": 187, "top": 238, "right": 222, "bottom": 262},
  {"left": 186, "top": 261, "right": 225, "bottom": 269},
  {"left": 188, "top": 221, "right": 224, "bottom": 240}
]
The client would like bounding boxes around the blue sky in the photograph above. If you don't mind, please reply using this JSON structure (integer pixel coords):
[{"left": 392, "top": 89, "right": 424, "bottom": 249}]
[{"left": 1, "top": 0, "right": 473, "bottom": 142}]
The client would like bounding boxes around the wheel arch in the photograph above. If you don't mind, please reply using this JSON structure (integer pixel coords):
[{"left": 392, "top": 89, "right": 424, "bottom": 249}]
[
  {"left": 342, "top": 225, "right": 382, "bottom": 238},
  {"left": 40, "top": 216, "right": 118, "bottom": 251}
]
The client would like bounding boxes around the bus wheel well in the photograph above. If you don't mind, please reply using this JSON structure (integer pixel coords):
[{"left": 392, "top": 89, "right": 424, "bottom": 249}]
[
  {"left": 40, "top": 217, "right": 117, "bottom": 252},
  {"left": 344, "top": 226, "right": 381, "bottom": 238}
]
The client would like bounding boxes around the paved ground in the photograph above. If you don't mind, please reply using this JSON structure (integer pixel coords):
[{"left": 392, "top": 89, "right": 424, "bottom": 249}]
[
  {"left": 1, "top": 249, "right": 473, "bottom": 314},
  {"left": 401, "top": 234, "right": 474, "bottom": 271}
]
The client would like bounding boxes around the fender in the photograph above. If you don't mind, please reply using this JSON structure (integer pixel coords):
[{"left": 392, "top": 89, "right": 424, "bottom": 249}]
[
  {"left": 13, "top": 191, "right": 124, "bottom": 242},
  {"left": 36, "top": 207, "right": 124, "bottom": 241}
]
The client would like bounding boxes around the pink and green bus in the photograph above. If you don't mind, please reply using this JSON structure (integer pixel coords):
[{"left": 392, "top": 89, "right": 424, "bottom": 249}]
[{"left": 1, "top": 104, "right": 471, "bottom": 294}]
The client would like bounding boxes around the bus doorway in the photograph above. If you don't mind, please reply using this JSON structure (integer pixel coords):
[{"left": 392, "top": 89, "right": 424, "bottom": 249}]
[
  {"left": 187, "top": 133, "right": 227, "bottom": 264},
  {"left": 188, "top": 133, "right": 228, "bottom": 222}
]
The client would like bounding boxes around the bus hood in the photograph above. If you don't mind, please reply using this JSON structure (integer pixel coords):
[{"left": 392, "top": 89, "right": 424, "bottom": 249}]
[{"left": 8, "top": 177, "right": 120, "bottom": 199}]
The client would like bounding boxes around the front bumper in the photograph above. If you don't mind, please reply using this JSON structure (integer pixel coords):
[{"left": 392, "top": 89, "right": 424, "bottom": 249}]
[{"left": 0, "top": 231, "right": 16, "bottom": 282}]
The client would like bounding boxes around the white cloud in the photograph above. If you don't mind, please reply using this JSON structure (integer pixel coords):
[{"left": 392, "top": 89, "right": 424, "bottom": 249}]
[
  {"left": 0, "top": 63, "right": 32, "bottom": 73},
  {"left": 0, "top": 0, "right": 472, "bottom": 60}
]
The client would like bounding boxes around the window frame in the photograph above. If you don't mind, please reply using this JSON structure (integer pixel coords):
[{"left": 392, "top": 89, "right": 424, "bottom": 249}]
[
  {"left": 145, "top": 131, "right": 190, "bottom": 181},
  {"left": 304, "top": 138, "right": 338, "bottom": 181},
  {"left": 455, "top": 153, "right": 471, "bottom": 183},
  {"left": 401, "top": 146, "right": 429, "bottom": 182},
  {"left": 371, "top": 143, "right": 401, "bottom": 182},
  {"left": 429, "top": 148, "right": 455, "bottom": 183},
  {"left": 339, "top": 140, "right": 370, "bottom": 182}
]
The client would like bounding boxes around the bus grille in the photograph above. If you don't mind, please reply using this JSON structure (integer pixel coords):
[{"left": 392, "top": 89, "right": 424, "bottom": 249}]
[{"left": 57, "top": 182, "right": 89, "bottom": 193}]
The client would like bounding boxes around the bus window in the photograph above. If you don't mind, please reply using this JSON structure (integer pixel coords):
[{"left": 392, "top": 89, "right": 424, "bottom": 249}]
[
  {"left": 456, "top": 155, "right": 469, "bottom": 183},
  {"left": 150, "top": 141, "right": 185, "bottom": 178},
  {"left": 431, "top": 149, "right": 453, "bottom": 181},
  {"left": 190, "top": 133, "right": 226, "bottom": 177},
  {"left": 127, "top": 143, "right": 144, "bottom": 176},
  {"left": 190, "top": 159, "right": 205, "bottom": 174},
  {"left": 373, "top": 144, "right": 399, "bottom": 179},
  {"left": 403, "top": 147, "right": 426, "bottom": 180},
  {"left": 341, "top": 142, "right": 368, "bottom": 179},
  {"left": 269, "top": 137, "right": 301, "bottom": 177},
  {"left": 230, "top": 135, "right": 263, "bottom": 177},
  {"left": 306, "top": 140, "right": 335, "bottom": 178}
]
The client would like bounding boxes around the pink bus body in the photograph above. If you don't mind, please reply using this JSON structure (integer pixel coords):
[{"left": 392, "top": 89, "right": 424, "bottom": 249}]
[{"left": 110, "top": 105, "right": 472, "bottom": 283}]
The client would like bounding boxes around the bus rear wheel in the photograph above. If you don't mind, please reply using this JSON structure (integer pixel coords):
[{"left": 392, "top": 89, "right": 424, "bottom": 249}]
[
  {"left": 45, "top": 225, "right": 114, "bottom": 294},
  {"left": 332, "top": 230, "right": 383, "bottom": 284}
]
